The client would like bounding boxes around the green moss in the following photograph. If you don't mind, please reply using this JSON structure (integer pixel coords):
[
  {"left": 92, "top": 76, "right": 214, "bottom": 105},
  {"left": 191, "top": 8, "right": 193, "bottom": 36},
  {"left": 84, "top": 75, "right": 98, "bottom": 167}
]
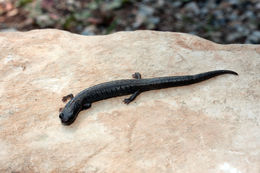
[
  {"left": 16, "top": 0, "right": 33, "bottom": 7},
  {"left": 105, "top": 19, "right": 117, "bottom": 34},
  {"left": 63, "top": 15, "right": 77, "bottom": 30}
]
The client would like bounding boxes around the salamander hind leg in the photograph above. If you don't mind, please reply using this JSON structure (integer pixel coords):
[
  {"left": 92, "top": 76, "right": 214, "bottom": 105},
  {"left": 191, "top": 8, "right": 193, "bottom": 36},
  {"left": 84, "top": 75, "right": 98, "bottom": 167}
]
[
  {"left": 132, "top": 72, "right": 142, "bottom": 79},
  {"left": 82, "top": 103, "right": 91, "bottom": 110},
  {"left": 123, "top": 90, "right": 141, "bottom": 104}
]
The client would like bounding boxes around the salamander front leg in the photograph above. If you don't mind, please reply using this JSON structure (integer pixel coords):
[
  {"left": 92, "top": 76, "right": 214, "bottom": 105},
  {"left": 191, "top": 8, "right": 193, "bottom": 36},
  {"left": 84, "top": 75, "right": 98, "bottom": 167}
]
[
  {"left": 132, "top": 72, "right": 142, "bottom": 79},
  {"left": 123, "top": 90, "right": 141, "bottom": 104},
  {"left": 59, "top": 107, "right": 64, "bottom": 112},
  {"left": 62, "top": 94, "right": 74, "bottom": 102}
]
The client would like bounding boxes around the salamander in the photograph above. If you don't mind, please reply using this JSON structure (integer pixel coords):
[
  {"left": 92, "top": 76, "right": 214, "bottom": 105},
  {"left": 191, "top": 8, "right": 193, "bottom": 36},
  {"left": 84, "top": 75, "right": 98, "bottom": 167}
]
[{"left": 59, "top": 70, "right": 238, "bottom": 125}]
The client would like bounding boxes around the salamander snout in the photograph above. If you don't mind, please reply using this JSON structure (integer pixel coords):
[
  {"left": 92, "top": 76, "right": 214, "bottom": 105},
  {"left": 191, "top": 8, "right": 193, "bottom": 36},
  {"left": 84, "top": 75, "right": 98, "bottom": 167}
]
[
  {"left": 59, "top": 112, "right": 71, "bottom": 125},
  {"left": 59, "top": 113, "right": 64, "bottom": 119},
  {"left": 59, "top": 105, "right": 81, "bottom": 126},
  {"left": 59, "top": 97, "right": 83, "bottom": 125},
  {"left": 59, "top": 110, "right": 74, "bottom": 125}
]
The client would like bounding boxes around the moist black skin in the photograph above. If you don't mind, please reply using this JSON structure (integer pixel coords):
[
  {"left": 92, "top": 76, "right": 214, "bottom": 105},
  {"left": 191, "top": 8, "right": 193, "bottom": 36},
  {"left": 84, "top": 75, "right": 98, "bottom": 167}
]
[{"left": 59, "top": 70, "right": 238, "bottom": 125}]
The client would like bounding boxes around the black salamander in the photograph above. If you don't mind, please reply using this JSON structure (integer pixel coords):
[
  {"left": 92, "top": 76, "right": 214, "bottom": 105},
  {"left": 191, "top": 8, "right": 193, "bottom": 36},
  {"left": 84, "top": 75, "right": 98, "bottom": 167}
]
[{"left": 59, "top": 70, "right": 238, "bottom": 125}]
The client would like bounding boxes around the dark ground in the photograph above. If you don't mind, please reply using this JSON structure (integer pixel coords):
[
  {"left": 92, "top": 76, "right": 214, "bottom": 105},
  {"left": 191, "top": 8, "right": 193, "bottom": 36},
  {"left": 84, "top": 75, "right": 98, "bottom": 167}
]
[{"left": 0, "top": 0, "right": 259, "bottom": 44}]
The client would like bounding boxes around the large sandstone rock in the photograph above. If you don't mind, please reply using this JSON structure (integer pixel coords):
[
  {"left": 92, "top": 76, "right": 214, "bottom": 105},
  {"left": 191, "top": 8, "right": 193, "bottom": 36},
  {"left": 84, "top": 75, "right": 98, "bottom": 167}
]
[{"left": 0, "top": 30, "right": 259, "bottom": 172}]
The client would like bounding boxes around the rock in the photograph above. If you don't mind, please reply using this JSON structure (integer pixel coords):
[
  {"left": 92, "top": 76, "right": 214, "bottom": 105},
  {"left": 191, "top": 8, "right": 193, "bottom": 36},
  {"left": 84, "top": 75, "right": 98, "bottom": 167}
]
[
  {"left": 133, "top": 4, "right": 155, "bottom": 29},
  {"left": 0, "top": 27, "right": 17, "bottom": 32},
  {"left": 226, "top": 32, "right": 242, "bottom": 42},
  {"left": 184, "top": 2, "right": 200, "bottom": 15},
  {"left": 172, "top": 1, "right": 182, "bottom": 8},
  {"left": 257, "top": 2, "right": 260, "bottom": 9},
  {"left": 36, "top": 15, "right": 55, "bottom": 27},
  {"left": 80, "top": 25, "right": 96, "bottom": 35},
  {"left": 246, "top": 31, "right": 260, "bottom": 44},
  {"left": 0, "top": 30, "right": 259, "bottom": 172},
  {"left": 228, "top": 0, "right": 239, "bottom": 5}
]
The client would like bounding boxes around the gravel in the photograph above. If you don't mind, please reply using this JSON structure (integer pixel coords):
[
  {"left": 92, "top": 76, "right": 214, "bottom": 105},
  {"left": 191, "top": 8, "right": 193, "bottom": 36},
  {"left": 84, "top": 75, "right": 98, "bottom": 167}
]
[{"left": 0, "top": 0, "right": 259, "bottom": 44}]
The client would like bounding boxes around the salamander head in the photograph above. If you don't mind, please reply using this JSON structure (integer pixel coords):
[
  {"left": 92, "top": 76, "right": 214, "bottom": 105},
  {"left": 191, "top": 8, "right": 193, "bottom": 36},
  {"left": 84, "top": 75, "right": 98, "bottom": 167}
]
[{"left": 59, "top": 100, "right": 81, "bottom": 125}]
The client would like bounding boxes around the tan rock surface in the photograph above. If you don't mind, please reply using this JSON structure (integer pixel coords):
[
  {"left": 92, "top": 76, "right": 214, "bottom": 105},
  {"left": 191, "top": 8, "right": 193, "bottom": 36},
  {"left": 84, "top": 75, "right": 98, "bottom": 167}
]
[{"left": 0, "top": 30, "right": 259, "bottom": 173}]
